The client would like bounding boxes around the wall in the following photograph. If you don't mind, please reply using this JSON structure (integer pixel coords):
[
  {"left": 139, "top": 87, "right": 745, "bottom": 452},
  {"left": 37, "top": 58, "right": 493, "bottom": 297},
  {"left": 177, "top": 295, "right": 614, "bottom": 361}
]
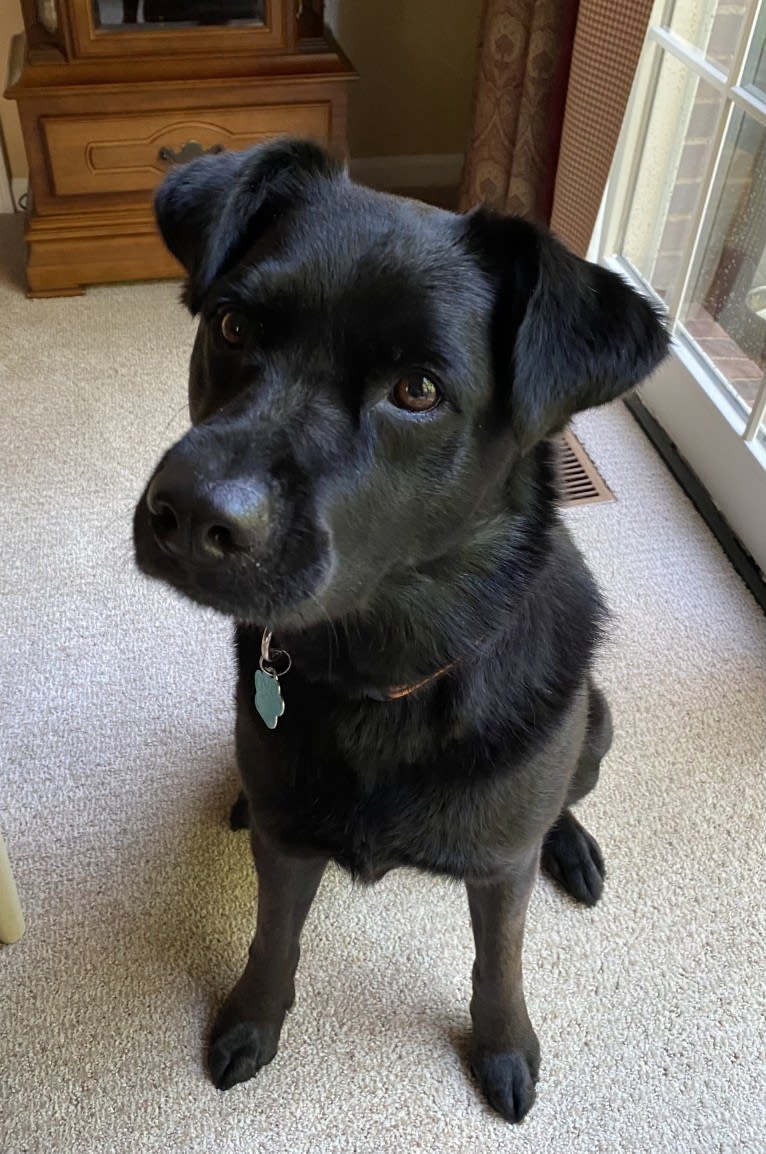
[
  {"left": 0, "top": 0, "right": 481, "bottom": 186},
  {"left": 0, "top": 0, "right": 25, "bottom": 187},
  {"left": 325, "top": 0, "right": 481, "bottom": 159}
]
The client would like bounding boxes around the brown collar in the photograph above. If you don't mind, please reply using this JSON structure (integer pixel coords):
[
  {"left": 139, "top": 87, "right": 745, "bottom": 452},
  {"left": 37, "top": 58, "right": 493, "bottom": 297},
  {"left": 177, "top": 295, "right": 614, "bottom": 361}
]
[
  {"left": 385, "top": 660, "right": 457, "bottom": 700},
  {"left": 259, "top": 628, "right": 459, "bottom": 714}
]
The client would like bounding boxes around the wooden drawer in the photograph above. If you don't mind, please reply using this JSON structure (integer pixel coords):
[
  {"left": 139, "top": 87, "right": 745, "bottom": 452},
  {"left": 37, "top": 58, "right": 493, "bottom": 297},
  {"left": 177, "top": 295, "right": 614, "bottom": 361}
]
[{"left": 41, "top": 103, "right": 331, "bottom": 198}]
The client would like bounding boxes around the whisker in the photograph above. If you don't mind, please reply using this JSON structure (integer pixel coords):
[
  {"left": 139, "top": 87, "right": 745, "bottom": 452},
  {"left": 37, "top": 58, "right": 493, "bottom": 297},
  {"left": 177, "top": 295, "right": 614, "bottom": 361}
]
[
  {"left": 308, "top": 591, "right": 339, "bottom": 678},
  {"left": 161, "top": 403, "right": 189, "bottom": 435}
]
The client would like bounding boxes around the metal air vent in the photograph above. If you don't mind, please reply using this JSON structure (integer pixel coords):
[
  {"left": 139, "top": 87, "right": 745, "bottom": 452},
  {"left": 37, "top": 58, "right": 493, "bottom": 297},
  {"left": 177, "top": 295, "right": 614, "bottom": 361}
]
[{"left": 555, "top": 430, "right": 614, "bottom": 507}]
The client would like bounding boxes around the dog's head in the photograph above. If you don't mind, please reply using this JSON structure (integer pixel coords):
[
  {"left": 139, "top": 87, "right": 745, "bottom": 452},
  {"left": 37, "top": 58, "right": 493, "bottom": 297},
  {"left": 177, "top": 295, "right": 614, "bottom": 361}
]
[{"left": 134, "top": 138, "right": 668, "bottom": 630}]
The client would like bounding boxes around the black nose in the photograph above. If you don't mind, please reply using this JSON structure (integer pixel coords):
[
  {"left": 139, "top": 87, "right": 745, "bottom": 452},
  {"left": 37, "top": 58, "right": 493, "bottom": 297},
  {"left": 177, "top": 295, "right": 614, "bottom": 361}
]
[{"left": 146, "top": 458, "right": 270, "bottom": 565}]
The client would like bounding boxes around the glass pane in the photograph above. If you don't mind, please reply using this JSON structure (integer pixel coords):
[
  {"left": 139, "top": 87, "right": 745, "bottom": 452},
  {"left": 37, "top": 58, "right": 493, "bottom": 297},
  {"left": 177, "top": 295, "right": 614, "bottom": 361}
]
[
  {"left": 665, "top": 0, "right": 748, "bottom": 72},
  {"left": 623, "top": 53, "right": 723, "bottom": 298},
  {"left": 742, "top": 6, "right": 766, "bottom": 100},
  {"left": 93, "top": 0, "right": 265, "bottom": 29},
  {"left": 680, "top": 109, "right": 766, "bottom": 417}
]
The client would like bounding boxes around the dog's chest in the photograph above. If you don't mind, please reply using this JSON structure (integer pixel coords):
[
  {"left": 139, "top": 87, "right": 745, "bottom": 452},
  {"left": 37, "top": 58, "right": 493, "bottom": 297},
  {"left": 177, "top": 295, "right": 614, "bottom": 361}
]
[
  {"left": 237, "top": 686, "right": 535, "bottom": 881},
  {"left": 270, "top": 758, "right": 497, "bottom": 883}
]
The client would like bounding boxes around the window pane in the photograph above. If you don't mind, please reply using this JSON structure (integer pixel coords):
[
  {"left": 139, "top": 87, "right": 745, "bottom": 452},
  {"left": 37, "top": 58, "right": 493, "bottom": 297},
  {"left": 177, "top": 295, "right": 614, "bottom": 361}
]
[
  {"left": 680, "top": 109, "right": 766, "bottom": 416},
  {"left": 665, "top": 0, "right": 748, "bottom": 72},
  {"left": 742, "top": 6, "right": 766, "bottom": 99},
  {"left": 623, "top": 54, "right": 723, "bottom": 298}
]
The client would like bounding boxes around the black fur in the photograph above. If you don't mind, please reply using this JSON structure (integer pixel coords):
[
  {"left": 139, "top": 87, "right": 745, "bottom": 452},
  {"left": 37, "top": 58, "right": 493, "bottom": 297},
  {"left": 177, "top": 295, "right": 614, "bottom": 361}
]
[{"left": 134, "top": 138, "right": 668, "bottom": 1122}]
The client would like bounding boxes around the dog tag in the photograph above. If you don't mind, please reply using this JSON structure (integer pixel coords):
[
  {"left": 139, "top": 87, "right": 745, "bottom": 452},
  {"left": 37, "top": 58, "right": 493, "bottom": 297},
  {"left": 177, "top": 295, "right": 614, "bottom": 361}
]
[{"left": 254, "top": 668, "right": 285, "bottom": 730}]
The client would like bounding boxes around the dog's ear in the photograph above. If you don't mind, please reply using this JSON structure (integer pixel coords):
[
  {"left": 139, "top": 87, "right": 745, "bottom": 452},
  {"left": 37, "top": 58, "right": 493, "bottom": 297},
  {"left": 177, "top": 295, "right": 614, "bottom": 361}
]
[
  {"left": 467, "top": 210, "right": 669, "bottom": 452},
  {"left": 154, "top": 138, "right": 342, "bottom": 313}
]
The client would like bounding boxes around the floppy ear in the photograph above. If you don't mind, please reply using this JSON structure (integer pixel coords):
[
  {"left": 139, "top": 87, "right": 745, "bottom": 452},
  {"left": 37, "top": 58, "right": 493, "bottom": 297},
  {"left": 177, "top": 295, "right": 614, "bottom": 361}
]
[
  {"left": 468, "top": 210, "right": 670, "bottom": 452},
  {"left": 154, "top": 138, "right": 342, "bottom": 313}
]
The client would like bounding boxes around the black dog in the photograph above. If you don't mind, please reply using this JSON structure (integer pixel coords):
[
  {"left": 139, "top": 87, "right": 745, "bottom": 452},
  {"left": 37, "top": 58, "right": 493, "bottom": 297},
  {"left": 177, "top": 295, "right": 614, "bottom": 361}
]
[{"left": 133, "top": 139, "right": 667, "bottom": 1123}]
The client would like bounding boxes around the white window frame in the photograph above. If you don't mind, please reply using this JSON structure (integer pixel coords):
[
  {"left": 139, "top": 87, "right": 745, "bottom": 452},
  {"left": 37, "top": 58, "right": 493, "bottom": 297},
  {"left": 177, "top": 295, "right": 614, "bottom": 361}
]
[{"left": 597, "top": 0, "right": 766, "bottom": 576}]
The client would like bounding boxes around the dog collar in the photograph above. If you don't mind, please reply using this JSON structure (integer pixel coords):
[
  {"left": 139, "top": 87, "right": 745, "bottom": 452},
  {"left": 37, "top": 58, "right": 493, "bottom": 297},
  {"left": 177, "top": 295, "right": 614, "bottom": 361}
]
[
  {"left": 384, "top": 662, "right": 457, "bottom": 699},
  {"left": 254, "top": 628, "right": 458, "bottom": 726}
]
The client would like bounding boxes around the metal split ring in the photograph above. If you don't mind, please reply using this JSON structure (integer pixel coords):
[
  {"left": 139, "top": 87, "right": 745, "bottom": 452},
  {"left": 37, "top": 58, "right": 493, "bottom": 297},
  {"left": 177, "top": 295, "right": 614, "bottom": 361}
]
[{"left": 260, "top": 629, "right": 292, "bottom": 678}]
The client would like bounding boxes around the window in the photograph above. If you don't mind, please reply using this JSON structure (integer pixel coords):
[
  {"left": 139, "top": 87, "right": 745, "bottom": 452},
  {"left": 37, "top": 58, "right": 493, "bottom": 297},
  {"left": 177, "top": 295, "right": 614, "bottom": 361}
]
[{"left": 600, "top": 0, "right": 766, "bottom": 446}]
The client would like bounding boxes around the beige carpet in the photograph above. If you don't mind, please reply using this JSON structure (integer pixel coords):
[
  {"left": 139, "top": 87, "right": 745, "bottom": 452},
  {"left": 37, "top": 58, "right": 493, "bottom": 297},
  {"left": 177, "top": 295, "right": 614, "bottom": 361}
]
[{"left": 1, "top": 215, "right": 764, "bottom": 1154}]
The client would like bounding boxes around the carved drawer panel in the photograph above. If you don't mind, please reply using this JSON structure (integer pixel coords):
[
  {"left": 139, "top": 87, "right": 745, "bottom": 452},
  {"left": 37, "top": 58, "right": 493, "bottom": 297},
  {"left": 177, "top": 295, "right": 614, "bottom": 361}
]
[{"left": 41, "top": 103, "right": 331, "bottom": 198}]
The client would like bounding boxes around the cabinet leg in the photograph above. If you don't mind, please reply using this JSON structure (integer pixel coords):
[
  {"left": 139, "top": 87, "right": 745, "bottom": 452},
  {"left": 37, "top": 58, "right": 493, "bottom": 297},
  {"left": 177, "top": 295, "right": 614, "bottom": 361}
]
[{"left": 0, "top": 833, "right": 25, "bottom": 944}]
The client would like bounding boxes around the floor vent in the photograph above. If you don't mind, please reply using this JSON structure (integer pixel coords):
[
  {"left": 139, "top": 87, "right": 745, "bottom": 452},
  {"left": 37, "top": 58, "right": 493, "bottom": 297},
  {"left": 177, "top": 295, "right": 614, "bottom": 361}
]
[{"left": 556, "top": 430, "right": 614, "bottom": 508}]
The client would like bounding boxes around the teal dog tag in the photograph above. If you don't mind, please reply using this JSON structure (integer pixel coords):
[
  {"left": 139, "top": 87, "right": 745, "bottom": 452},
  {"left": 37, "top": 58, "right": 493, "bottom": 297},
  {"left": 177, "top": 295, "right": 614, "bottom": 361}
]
[{"left": 254, "top": 668, "right": 285, "bottom": 729}]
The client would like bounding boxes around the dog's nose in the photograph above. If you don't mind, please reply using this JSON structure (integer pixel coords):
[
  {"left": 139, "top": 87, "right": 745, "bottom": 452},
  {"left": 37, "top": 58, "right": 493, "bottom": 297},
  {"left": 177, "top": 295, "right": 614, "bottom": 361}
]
[{"left": 147, "top": 459, "right": 270, "bottom": 565}]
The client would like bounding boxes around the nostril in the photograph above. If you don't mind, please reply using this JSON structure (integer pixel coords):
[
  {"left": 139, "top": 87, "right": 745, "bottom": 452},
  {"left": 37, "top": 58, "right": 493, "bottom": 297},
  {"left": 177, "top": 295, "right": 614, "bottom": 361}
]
[
  {"left": 149, "top": 499, "right": 180, "bottom": 543},
  {"left": 204, "top": 523, "right": 242, "bottom": 557}
]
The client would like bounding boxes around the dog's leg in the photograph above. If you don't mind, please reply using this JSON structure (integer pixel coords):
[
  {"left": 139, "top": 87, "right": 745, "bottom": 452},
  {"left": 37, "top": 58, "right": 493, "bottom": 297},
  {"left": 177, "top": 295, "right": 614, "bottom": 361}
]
[
  {"left": 208, "top": 824, "right": 327, "bottom": 1091},
  {"left": 541, "top": 682, "right": 611, "bottom": 906},
  {"left": 466, "top": 846, "right": 541, "bottom": 1123}
]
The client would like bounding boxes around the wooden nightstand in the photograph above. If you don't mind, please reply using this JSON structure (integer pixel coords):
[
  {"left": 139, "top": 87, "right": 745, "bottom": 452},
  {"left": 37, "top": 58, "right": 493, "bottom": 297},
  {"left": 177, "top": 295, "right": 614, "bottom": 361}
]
[{"left": 5, "top": 1, "right": 355, "bottom": 297}]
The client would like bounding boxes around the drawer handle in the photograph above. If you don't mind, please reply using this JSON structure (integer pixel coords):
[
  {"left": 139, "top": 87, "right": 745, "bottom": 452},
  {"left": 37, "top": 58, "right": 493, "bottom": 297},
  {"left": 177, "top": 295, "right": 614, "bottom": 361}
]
[{"left": 158, "top": 141, "right": 224, "bottom": 166}]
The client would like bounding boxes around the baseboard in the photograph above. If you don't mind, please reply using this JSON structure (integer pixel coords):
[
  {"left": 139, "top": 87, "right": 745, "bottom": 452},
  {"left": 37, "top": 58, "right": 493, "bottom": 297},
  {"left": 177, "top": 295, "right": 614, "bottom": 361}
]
[
  {"left": 624, "top": 394, "right": 766, "bottom": 614},
  {"left": 11, "top": 178, "right": 28, "bottom": 213},
  {"left": 348, "top": 153, "right": 464, "bottom": 191}
]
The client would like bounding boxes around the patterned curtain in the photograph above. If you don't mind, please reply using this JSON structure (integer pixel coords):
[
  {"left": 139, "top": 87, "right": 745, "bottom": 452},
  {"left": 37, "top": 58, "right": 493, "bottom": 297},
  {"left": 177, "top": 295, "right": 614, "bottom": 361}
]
[
  {"left": 459, "top": 0, "right": 578, "bottom": 225},
  {"left": 461, "top": 0, "right": 655, "bottom": 257}
]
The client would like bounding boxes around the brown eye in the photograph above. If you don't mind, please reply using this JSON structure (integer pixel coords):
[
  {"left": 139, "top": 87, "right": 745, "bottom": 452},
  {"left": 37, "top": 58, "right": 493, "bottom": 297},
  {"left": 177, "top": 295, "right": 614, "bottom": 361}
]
[
  {"left": 220, "top": 311, "right": 248, "bottom": 345},
  {"left": 390, "top": 374, "right": 442, "bottom": 413}
]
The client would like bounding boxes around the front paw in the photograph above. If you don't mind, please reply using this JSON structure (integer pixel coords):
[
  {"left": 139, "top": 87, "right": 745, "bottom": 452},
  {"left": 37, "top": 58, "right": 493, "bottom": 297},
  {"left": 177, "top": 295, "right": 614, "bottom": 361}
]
[
  {"left": 207, "top": 1014, "right": 281, "bottom": 1091},
  {"left": 541, "top": 810, "right": 605, "bottom": 907},
  {"left": 471, "top": 1046, "right": 540, "bottom": 1123}
]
